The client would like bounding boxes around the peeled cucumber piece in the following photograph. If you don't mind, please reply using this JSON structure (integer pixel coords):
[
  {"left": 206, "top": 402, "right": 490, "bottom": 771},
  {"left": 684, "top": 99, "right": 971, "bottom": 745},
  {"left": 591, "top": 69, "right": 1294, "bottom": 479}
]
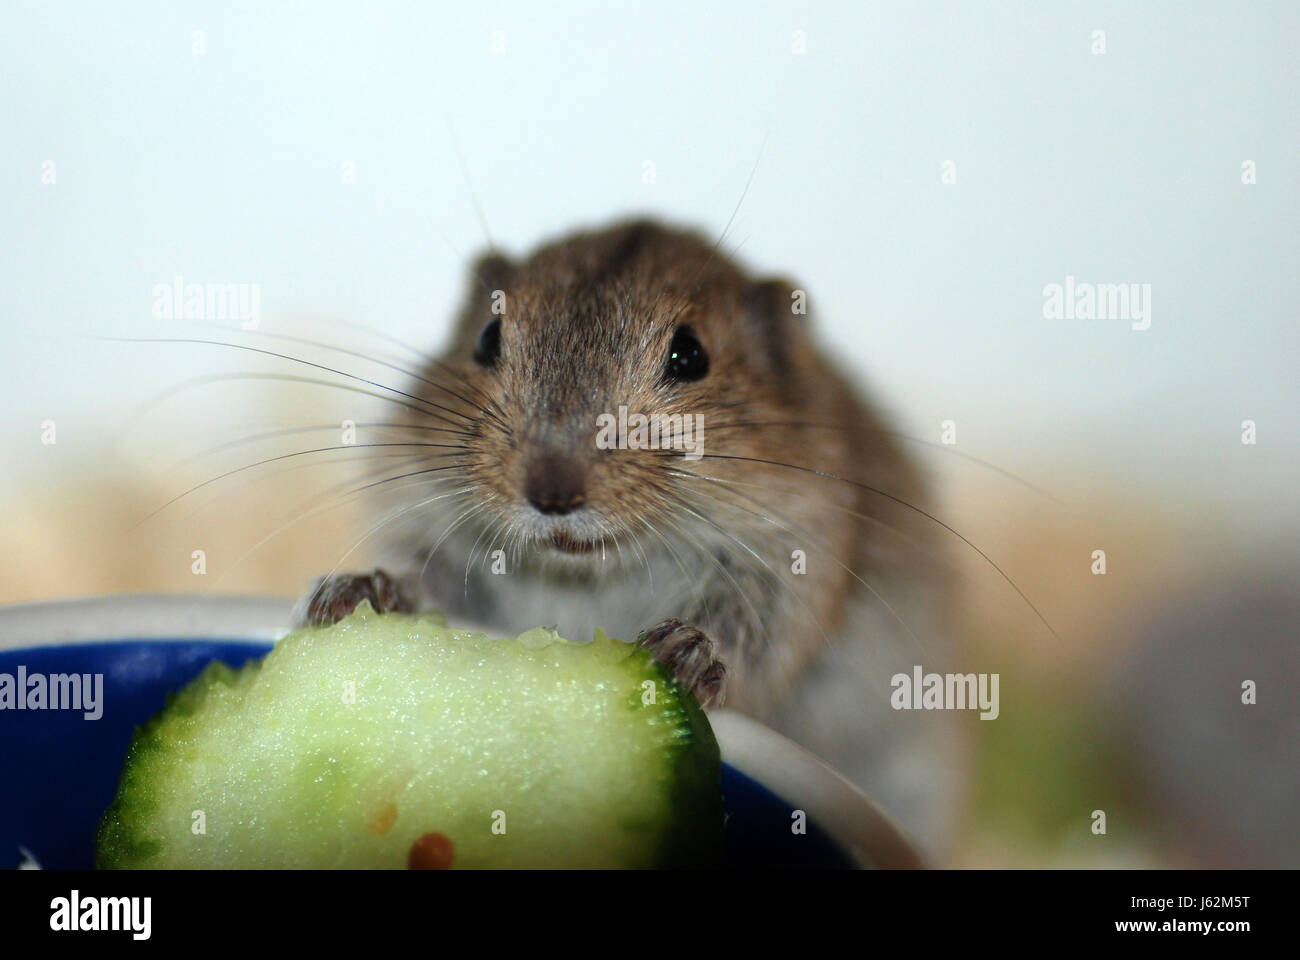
[{"left": 95, "top": 604, "right": 723, "bottom": 869}]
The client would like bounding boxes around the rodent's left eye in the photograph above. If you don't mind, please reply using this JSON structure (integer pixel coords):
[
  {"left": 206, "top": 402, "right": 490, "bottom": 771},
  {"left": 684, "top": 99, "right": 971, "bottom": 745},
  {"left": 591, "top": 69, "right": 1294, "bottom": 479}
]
[
  {"left": 662, "top": 325, "right": 708, "bottom": 383},
  {"left": 473, "top": 318, "right": 502, "bottom": 367}
]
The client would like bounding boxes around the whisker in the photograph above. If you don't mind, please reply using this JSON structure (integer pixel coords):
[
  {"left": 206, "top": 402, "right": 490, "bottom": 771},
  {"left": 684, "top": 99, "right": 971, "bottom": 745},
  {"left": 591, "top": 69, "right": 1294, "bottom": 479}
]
[
  {"left": 175, "top": 420, "right": 471, "bottom": 467},
  {"left": 664, "top": 486, "right": 838, "bottom": 652},
  {"left": 138, "top": 442, "right": 466, "bottom": 525},
  {"left": 94, "top": 336, "right": 481, "bottom": 432},
  {"left": 687, "top": 133, "right": 768, "bottom": 293},
  {"left": 425, "top": 211, "right": 496, "bottom": 299},
  {"left": 651, "top": 508, "right": 724, "bottom": 637},
  {"left": 191, "top": 321, "right": 511, "bottom": 433},
  {"left": 187, "top": 315, "right": 503, "bottom": 432},
  {"left": 205, "top": 472, "right": 463, "bottom": 594},
  {"left": 463, "top": 513, "right": 504, "bottom": 594},
  {"left": 353, "top": 462, "right": 468, "bottom": 495},
  {"left": 300, "top": 314, "right": 437, "bottom": 366},
  {"left": 324, "top": 485, "right": 471, "bottom": 583},
  {"left": 679, "top": 450, "right": 1062, "bottom": 643},
  {"left": 662, "top": 463, "right": 939, "bottom": 562},
  {"left": 681, "top": 419, "right": 1060, "bottom": 503},
  {"left": 418, "top": 501, "right": 489, "bottom": 588},
  {"left": 274, "top": 450, "right": 461, "bottom": 511},
  {"left": 173, "top": 449, "right": 437, "bottom": 527},
  {"left": 448, "top": 117, "right": 497, "bottom": 252},
  {"left": 672, "top": 470, "right": 920, "bottom": 648},
  {"left": 659, "top": 494, "right": 769, "bottom": 646},
  {"left": 113, "top": 371, "right": 460, "bottom": 453}
]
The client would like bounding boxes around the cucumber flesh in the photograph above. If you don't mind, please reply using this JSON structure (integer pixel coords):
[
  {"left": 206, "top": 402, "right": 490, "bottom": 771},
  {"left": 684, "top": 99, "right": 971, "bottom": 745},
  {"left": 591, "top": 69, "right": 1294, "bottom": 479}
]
[{"left": 95, "top": 603, "right": 723, "bottom": 869}]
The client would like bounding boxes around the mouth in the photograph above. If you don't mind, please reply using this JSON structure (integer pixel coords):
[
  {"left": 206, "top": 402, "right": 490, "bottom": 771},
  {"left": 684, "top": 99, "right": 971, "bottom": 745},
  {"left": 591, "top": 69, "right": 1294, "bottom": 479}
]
[{"left": 548, "top": 530, "right": 599, "bottom": 554}]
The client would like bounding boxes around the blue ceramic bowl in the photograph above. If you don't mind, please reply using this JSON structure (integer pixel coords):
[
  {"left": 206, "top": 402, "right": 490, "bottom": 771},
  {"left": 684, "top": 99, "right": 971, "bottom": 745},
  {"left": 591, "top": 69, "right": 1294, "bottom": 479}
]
[{"left": 0, "top": 596, "right": 917, "bottom": 870}]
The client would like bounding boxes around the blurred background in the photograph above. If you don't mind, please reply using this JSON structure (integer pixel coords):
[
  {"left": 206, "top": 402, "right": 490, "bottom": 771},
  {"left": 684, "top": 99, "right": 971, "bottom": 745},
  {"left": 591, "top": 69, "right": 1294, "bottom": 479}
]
[{"left": 1, "top": 1, "right": 1296, "bottom": 866}]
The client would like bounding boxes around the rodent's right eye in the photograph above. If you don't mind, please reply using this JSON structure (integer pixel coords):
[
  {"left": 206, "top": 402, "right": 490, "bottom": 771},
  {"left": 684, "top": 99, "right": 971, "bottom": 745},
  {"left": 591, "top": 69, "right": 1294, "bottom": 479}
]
[
  {"left": 662, "top": 325, "right": 709, "bottom": 383},
  {"left": 473, "top": 318, "right": 502, "bottom": 367}
]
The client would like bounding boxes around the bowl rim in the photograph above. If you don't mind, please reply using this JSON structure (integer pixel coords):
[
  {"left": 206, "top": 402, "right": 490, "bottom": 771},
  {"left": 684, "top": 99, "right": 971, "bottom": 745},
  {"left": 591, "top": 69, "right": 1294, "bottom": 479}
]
[
  {"left": 0, "top": 593, "right": 921, "bottom": 868},
  {"left": 0, "top": 593, "right": 295, "bottom": 648}
]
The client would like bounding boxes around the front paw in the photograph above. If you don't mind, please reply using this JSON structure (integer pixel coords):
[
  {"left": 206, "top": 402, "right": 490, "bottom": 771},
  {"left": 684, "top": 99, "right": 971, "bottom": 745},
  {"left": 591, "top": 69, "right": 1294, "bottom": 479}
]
[
  {"left": 299, "top": 569, "right": 415, "bottom": 627},
  {"left": 637, "top": 618, "right": 726, "bottom": 707}
]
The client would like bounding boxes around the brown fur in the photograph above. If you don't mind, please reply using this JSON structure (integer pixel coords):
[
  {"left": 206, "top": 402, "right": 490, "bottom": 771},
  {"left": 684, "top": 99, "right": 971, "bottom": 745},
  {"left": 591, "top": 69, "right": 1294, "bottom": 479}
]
[
  {"left": 323, "top": 218, "right": 961, "bottom": 854},
  {"left": 392, "top": 219, "right": 937, "bottom": 709}
]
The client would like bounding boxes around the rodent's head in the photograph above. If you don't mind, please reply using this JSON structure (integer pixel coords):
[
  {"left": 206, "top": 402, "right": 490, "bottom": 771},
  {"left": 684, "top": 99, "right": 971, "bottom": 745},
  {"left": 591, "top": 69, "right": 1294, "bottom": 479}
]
[{"left": 411, "top": 219, "right": 848, "bottom": 565}]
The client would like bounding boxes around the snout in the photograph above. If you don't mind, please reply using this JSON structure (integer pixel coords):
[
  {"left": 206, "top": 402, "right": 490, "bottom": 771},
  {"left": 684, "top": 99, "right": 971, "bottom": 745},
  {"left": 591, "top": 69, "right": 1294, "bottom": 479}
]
[{"left": 524, "top": 453, "right": 588, "bottom": 516}]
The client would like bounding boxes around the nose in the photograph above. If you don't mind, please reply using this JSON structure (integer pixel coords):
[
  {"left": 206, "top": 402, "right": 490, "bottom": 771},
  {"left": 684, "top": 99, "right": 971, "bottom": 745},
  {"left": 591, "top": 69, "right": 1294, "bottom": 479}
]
[{"left": 525, "top": 454, "right": 588, "bottom": 515}]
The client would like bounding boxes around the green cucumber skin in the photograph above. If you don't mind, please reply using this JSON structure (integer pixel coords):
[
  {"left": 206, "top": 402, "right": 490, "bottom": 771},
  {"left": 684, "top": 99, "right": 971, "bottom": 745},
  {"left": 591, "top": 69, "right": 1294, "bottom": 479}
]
[
  {"left": 95, "top": 621, "right": 722, "bottom": 870},
  {"left": 95, "top": 660, "right": 255, "bottom": 870},
  {"left": 652, "top": 661, "right": 725, "bottom": 869}
]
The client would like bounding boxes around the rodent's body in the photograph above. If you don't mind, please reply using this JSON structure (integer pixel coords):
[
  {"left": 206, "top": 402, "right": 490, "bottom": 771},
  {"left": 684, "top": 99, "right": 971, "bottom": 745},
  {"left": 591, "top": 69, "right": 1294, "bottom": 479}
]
[{"left": 331, "top": 220, "right": 965, "bottom": 858}]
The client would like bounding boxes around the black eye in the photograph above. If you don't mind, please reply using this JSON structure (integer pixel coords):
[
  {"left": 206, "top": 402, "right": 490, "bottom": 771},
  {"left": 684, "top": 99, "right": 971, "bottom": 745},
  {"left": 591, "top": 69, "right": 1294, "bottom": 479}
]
[
  {"left": 474, "top": 318, "right": 502, "bottom": 367},
  {"left": 662, "top": 325, "right": 708, "bottom": 383}
]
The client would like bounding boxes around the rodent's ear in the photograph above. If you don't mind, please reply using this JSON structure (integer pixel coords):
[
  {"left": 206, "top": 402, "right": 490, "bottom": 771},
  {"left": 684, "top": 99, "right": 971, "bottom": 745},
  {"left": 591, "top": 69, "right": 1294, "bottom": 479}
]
[
  {"left": 745, "top": 276, "right": 810, "bottom": 328},
  {"left": 455, "top": 252, "right": 517, "bottom": 346},
  {"left": 743, "top": 277, "right": 811, "bottom": 381},
  {"left": 470, "top": 251, "right": 516, "bottom": 299}
]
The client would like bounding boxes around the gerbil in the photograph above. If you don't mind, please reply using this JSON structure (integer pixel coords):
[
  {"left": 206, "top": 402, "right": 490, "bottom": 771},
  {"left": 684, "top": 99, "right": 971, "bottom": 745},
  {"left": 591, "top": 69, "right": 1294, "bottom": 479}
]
[{"left": 303, "top": 219, "right": 966, "bottom": 860}]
